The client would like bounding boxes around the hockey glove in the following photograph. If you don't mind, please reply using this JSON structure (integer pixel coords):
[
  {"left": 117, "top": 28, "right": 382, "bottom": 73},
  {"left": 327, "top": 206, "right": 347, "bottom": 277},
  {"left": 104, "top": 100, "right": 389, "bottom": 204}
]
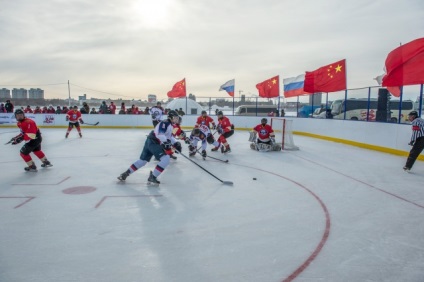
[
  {"left": 270, "top": 137, "right": 275, "bottom": 144},
  {"left": 11, "top": 135, "right": 24, "bottom": 145},
  {"left": 201, "top": 150, "right": 207, "bottom": 158},
  {"left": 212, "top": 124, "right": 216, "bottom": 130},
  {"left": 66, "top": 116, "right": 69, "bottom": 121},
  {"left": 80, "top": 119, "right": 84, "bottom": 124},
  {"left": 161, "top": 141, "right": 172, "bottom": 151},
  {"left": 173, "top": 141, "right": 182, "bottom": 152},
  {"left": 217, "top": 125, "right": 223, "bottom": 134},
  {"left": 184, "top": 137, "right": 191, "bottom": 144},
  {"left": 180, "top": 131, "right": 186, "bottom": 139}
]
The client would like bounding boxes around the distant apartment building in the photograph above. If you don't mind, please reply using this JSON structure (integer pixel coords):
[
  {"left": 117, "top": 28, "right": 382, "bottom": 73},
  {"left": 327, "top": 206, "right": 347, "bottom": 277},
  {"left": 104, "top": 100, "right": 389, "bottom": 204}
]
[
  {"left": 0, "top": 88, "right": 11, "bottom": 99},
  {"left": 28, "top": 88, "right": 44, "bottom": 99},
  {"left": 12, "top": 88, "right": 28, "bottom": 99}
]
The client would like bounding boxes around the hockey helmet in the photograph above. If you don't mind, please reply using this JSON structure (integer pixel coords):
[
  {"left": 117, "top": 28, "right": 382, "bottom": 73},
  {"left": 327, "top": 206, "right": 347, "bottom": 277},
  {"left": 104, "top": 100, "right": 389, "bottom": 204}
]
[
  {"left": 192, "top": 128, "right": 200, "bottom": 136},
  {"left": 217, "top": 111, "right": 223, "bottom": 116},
  {"left": 201, "top": 110, "right": 207, "bottom": 115},
  {"left": 167, "top": 110, "right": 179, "bottom": 119},
  {"left": 14, "top": 109, "right": 25, "bottom": 120},
  {"left": 261, "top": 118, "right": 267, "bottom": 125}
]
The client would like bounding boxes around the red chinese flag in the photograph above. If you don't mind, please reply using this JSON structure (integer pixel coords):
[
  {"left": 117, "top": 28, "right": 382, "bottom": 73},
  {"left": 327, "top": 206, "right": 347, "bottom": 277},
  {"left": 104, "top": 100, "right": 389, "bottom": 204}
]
[
  {"left": 256, "top": 75, "right": 280, "bottom": 98},
  {"left": 382, "top": 38, "right": 424, "bottom": 87},
  {"left": 167, "top": 78, "right": 186, "bottom": 98},
  {"left": 304, "top": 59, "right": 346, "bottom": 93}
]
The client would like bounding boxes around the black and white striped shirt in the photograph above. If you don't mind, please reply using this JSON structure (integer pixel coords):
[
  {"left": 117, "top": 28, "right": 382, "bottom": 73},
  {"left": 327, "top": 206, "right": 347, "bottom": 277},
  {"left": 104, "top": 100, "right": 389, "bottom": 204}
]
[{"left": 410, "top": 117, "right": 424, "bottom": 142}]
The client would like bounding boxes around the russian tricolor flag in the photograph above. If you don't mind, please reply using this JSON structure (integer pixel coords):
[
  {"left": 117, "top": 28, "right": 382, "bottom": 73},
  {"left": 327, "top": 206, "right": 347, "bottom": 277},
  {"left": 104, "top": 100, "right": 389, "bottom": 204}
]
[
  {"left": 283, "top": 75, "right": 310, "bottom": 98},
  {"left": 219, "top": 79, "right": 235, "bottom": 97}
]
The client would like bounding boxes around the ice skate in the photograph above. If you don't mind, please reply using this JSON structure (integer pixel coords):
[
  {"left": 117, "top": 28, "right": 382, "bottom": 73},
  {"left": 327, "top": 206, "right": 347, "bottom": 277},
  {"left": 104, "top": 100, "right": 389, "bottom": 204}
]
[
  {"left": 170, "top": 154, "right": 177, "bottom": 160},
  {"left": 41, "top": 160, "right": 53, "bottom": 168},
  {"left": 221, "top": 145, "right": 231, "bottom": 154},
  {"left": 65, "top": 133, "right": 69, "bottom": 138},
  {"left": 403, "top": 166, "right": 411, "bottom": 173},
  {"left": 24, "top": 164, "right": 37, "bottom": 172},
  {"left": 211, "top": 146, "right": 220, "bottom": 152},
  {"left": 117, "top": 171, "right": 129, "bottom": 181},
  {"left": 79, "top": 133, "right": 82, "bottom": 138},
  {"left": 147, "top": 171, "right": 160, "bottom": 185}
]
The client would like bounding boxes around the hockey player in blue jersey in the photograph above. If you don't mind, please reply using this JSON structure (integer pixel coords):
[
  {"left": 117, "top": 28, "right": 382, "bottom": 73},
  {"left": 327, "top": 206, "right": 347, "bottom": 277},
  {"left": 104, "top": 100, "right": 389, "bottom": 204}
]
[{"left": 117, "top": 110, "right": 182, "bottom": 184}]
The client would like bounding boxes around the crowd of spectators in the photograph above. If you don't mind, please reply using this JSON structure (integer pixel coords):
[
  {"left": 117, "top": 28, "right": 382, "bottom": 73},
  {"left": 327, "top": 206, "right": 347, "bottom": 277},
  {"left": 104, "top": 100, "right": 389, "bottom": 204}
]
[{"left": 1, "top": 100, "right": 187, "bottom": 116}]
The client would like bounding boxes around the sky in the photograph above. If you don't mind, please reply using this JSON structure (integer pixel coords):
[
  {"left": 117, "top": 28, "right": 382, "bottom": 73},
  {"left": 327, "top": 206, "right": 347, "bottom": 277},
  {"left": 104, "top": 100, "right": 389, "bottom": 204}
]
[{"left": 0, "top": 0, "right": 423, "bottom": 100}]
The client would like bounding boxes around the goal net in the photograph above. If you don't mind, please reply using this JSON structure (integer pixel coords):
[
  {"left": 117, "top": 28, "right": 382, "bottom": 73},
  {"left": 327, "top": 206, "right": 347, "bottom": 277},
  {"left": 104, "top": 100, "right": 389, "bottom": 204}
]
[{"left": 270, "top": 118, "right": 299, "bottom": 150}]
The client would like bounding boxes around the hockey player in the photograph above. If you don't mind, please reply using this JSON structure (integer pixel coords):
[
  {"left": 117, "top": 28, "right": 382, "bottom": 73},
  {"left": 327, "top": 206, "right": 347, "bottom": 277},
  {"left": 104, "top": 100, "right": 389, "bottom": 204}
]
[
  {"left": 214, "top": 111, "right": 234, "bottom": 153},
  {"left": 195, "top": 110, "right": 216, "bottom": 130},
  {"left": 117, "top": 110, "right": 181, "bottom": 184},
  {"left": 404, "top": 111, "right": 424, "bottom": 172},
  {"left": 9, "top": 109, "right": 52, "bottom": 172},
  {"left": 249, "top": 118, "right": 279, "bottom": 151},
  {"left": 187, "top": 124, "right": 220, "bottom": 158},
  {"left": 65, "top": 106, "right": 84, "bottom": 138},
  {"left": 149, "top": 101, "right": 165, "bottom": 127}
]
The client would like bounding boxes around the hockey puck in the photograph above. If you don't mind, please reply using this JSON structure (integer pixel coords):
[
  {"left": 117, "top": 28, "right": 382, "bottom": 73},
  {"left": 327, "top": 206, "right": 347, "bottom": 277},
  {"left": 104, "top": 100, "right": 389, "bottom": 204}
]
[{"left": 253, "top": 178, "right": 257, "bottom": 180}]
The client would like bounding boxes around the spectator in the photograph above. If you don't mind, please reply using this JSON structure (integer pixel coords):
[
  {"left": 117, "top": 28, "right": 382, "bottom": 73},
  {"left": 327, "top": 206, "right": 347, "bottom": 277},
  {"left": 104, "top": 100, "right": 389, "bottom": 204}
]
[
  {"left": 99, "top": 101, "right": 108, "bottom": 114},
  {"left": 109, "top": 101, "right": 116, "bottom": 114},
  {"left": 33, "top": 106, "right": 42, "bottom": 114},
  {"left": 281, "top": 109, "right": 285, "bottom": 117},
  {"left": 119, "top": 102, "right": 126, "bottom": 114},
  {"left": 56, "top": 106, "right": 62, "bottom": 114},
  {"left": 61, "top": 106, "right": 69, "bottom": 114},
  {"left": 144, "top": 107, "right": 150, "bottom": 115},
  {"left": 80, "top": 102, "right": 90, "bottom": 114},
  {"left": 47, "top": 105, "right": 55, "bottom": 114},
  {"left": 0, "top": 103, "right": 6, "bottom": 113},
  {"left": 90, "top": 108, "right": 98, "bottom": 114},
  {"left": 5, "top": 100, "right": 14, "bottom": 113},
  {"left": 41, "top": 106, "right": 48, "bottom": 114},
  {"left": 24, "top": 105, "right": 33, "bottom": 113},
  {"left": 215, "top": 108, "right": 220, "bottom": 116},
  {"left": 267, "top": 111, "right": 275, "bottom": 117},
  {"left": 178, "top": 108, "right": 185, "bottom": 116}
]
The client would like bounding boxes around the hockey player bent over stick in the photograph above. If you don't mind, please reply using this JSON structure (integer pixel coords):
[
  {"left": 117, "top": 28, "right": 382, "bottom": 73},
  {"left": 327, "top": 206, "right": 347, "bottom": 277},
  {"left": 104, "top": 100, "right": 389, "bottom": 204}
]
[
  {"left": 117, "top": 110, "right": 181, "bottom": 184},
  {"left": 8, "top": 109, "right": 52, "bottom": 172}
]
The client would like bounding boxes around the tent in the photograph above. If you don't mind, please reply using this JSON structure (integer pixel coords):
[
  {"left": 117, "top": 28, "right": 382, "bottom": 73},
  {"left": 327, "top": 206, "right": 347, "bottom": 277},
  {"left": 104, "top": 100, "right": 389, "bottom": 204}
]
[{"left": 166, "top": 98, "right": 204, "bottom": 115}]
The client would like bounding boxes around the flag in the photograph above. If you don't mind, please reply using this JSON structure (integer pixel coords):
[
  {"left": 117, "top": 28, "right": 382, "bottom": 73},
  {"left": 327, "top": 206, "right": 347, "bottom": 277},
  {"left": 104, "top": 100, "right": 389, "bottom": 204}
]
[
  {"left": 374, "top": 74, "right": 401, "bottom": 97},
  {"left": 219, "top": 79, "right": 235, "bottom": 97},
  {"left": 382, "top": 37, "right": 424, "bottom": 87},
  {"left": 304, "top": 59, "right": 347, "bottom": 93},
  {"left": 167, "top": 78, "right": 186, "bottom": 98},
  {"left": 283, "top": 74, "right": 310, "bottom": 98},
  {"left": 256, "top": 75, "right": 280, "bottom": 98}
]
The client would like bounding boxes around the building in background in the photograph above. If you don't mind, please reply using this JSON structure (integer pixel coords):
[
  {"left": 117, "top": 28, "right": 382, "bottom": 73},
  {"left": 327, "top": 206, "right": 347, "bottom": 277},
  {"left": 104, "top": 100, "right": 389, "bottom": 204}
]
[
  {"left": 12, "top": 88, "right": 28, "bottom": 99},
  {"left": 148, "top": 94, "right": 157, "bottom": 103},
  {"left": 0, "top": 88, "right": 11, "bottom": 99},
  {"left": 28, "top": 88, "right": 44, "bottom": 99}
]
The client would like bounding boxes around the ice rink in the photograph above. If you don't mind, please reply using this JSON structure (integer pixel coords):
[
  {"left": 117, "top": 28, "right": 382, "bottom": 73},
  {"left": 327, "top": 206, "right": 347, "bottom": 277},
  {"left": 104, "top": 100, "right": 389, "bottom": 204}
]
[{"left": 1, "top": 127, "right": 424, "bottom": 282}]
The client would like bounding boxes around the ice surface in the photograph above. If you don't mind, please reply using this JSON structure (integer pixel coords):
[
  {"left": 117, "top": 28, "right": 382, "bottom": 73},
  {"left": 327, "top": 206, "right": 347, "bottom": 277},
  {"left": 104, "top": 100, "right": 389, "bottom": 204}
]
[{"left": 1, "top": 127, "right": 423, "bottom": 282}]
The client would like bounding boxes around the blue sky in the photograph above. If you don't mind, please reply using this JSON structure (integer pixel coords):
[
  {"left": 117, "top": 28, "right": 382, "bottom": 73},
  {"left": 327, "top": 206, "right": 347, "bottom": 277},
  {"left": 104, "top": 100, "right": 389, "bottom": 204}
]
[{"left": 0, "top": 0, "right": 423, "bottom": 100}]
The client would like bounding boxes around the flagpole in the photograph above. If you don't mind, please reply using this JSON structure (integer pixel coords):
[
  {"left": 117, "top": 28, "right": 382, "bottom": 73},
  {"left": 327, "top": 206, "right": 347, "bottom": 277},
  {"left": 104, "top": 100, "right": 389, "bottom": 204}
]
[{"left": 419, "top": 84, "right": 423, "bottom": 117}]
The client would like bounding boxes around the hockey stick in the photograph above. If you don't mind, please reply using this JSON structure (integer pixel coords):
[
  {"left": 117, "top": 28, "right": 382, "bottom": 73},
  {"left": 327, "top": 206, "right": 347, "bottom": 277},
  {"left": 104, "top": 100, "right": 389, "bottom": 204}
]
[
  {"left": 206, "top": 154, "right": 229, "bottom": 163},
  {"left": 83, "top": 122, "right": 99, "bottom": 126},
  {"left": 4, "top": 140, "right": 12, "bottom": 145},
  {"left": 175, "top": 151, "right": 233, "bottom": 185}
]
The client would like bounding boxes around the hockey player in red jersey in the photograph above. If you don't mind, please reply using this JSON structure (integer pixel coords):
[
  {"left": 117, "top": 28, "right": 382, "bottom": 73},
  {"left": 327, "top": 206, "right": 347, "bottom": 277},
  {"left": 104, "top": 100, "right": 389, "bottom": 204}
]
[
  {"left": 8, "top": 109, "right": 52, "bottom": 172},
  {"left": 214, "top": 111, "right": 234, "bottom": 153},
  {"left": 65, "top": 106, "right": 84, "bottom": 138},
  {"left": 253, "top": 118, "right": 275, "bottom": 145},
  {"left": 195, "top": 110, "right": 216, "bottom": 130}
]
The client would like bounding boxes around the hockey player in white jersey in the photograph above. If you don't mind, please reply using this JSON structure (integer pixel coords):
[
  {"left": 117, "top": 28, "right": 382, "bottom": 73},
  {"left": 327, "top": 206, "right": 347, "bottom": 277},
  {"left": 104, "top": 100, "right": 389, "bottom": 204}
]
[
  {"left": 149, "top": 102, "right": 164, "bottom": 128},
  {"left": 117, "top": 110, "right": 181, "bottom": 184},
  {"left": 186, "top": 124, "right": 220, "bottom": 159}
]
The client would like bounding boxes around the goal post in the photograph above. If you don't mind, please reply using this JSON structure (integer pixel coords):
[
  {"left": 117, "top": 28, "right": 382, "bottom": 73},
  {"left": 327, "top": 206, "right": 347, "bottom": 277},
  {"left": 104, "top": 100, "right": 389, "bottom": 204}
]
[{"left": 270, "top": 118, "right": 299, "bottom": 151}]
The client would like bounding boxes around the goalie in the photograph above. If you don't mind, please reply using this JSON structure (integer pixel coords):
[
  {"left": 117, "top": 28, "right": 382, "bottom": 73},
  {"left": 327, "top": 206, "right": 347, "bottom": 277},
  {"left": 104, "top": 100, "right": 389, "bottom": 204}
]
[{"left": 249, "top": 118, "right": 281, "bottom": 151}]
